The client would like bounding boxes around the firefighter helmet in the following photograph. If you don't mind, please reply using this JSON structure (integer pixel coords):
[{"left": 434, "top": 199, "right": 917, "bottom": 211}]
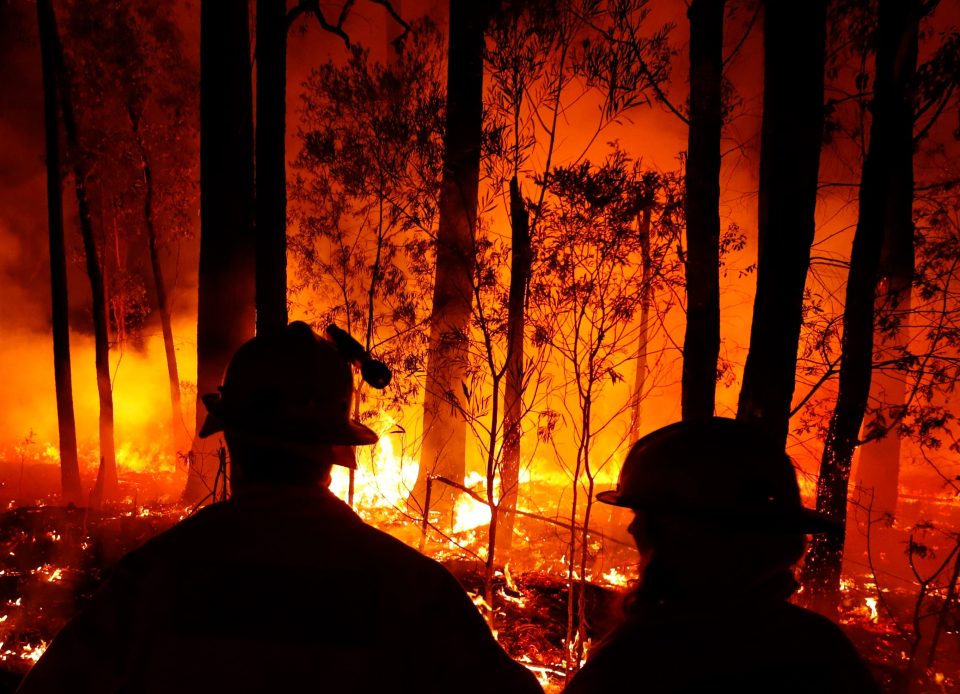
[
  {"left": 596, "top": 417, "right": 837, "bottom": 533},
  {"left": 198, "top": 322, "right": 379, "bottom": 465}
]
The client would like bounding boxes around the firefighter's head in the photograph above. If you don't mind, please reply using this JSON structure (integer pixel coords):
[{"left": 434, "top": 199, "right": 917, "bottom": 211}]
[
  {"left": 198, "top": 321, "right": 379, "bottom": 486},
  {"left": 598, "top": 417, "right": 837, "bottom": 597}
]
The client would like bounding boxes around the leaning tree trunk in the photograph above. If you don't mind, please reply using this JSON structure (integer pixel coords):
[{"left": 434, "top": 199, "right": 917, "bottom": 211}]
[
  {"left": 128, "top": 105, "right": 187, "bottom": 453},
  {"left": 802, "top": 0, "right": 920, "bottom": 607},
  {"left": 37, "top": 0, "right": 82, "bottom": 505},
  {"left": 185, "top": 0, "right": 256, "bottom": 502},
  {"left": 255, "top": 0, "right": 288, "bottom": 337},
  {"left": 736, "top": 0, "right": 827, "bottom": 448},
  {"left": 681, "top": 0, "right": 725, "bottom": 421},
  {"left": 498, "top": 175, "right": 531, "bottom": 560},
  {"left": 413, "top": 0, "right": 490, "bottom": 512},
  {"left": 50, "top": 0, "right": 117, "bottom": 504}
]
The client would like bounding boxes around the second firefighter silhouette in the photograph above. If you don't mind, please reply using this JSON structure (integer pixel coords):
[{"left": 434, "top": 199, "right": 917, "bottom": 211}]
[
  {"left": 564, "top": 417, "right": 880, "bottom": 694},
  {"left": 19, "top": 322, "right": 542, "bottom": 694}
]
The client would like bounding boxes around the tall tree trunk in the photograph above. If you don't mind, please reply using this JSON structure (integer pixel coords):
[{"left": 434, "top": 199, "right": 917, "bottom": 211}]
[
  {"left": 681, "top": 0, "right": 724, "bottom": 421},
  {"left": 803, "top": 0, "right": 920, "bottom": 606},
  {"left": 854, "top": 4, "right": 919, "bottom": 518},
  {"left": 49, "top": 0, "right": 117, "bottom": 504},
  {"left": 37, "top": 0, "right": 82, "bottom": 506},
  {"left": 413, "top": 0, "right": 490, "bottom": 511},
  {"left": 128, "top": 106, "right": 187, "bottom": 452},
  {"left": 628, "top": 208, "right": 653, "bottom": 444},
  {"left": 255, "top": 0, "right": 288, "bottom": 336},
  {"left": 498, "top": 175, "right": 531, "bottom": 560},
  {"left": 736, "top": 0, "right": 827, "bottom": 447},
  {"left": 185, "top": 0, "right": 256, "bottom": 502}
]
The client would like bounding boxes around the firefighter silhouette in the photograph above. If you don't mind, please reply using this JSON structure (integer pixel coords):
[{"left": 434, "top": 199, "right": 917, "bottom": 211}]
[
  {"left": 18, "top": 322, "right": 542, "bottom": 694},
  {"left": 564, "top": 417, "right": 881, "bottom": 694}
]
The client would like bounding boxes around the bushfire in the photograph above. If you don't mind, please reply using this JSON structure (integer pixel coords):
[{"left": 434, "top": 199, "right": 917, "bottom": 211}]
[{"left": 2, "top": 0, "right": 960, "bottom": 691}]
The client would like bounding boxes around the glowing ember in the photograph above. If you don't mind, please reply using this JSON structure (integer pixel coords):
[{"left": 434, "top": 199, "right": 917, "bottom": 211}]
[{"left": 19, "top": 642, "right": 47, "bottom": 663}]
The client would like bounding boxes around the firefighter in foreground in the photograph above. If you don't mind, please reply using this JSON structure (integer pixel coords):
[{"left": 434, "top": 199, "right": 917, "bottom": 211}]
[
  {"left": 564, "top": 417, "right": 881, "bottom": 694},
  {"left": 18, "top": 321, "right": 542, "bottom": 694}
]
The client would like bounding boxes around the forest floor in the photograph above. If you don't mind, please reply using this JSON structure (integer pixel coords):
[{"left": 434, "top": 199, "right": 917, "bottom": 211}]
[{"left": 0, "top": 460, "right": 954, "bottom": 692}]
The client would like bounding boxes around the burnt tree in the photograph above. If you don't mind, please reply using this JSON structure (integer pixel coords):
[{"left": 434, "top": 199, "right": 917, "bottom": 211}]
[
  {"left": 681, "top": 0, "right": 724, "bottom": 420},
  {"left": 414, "top": 0, "right": 491, "bottom": 509},
  {"left": 736, "top": 0, "right": 827, "bottom": 447},
  {"left": 36, "top": 0, "right": 82, "bottom": 505},
  {"left": 803, "top": 0, "right": 920, "bottom": 604},
  {"left": 499, "top": 175, "right": 531, "bottom": 560},
  {"left": 186, "top": 0, "right": 256, "bottom": 501},
  {"left": 50, "top": 0, "right": 118, "bottom": 503},
  {"left": 256, "top": 0, "right": 288, "bottom": 336},
  {"left": 128, "top": 106, "right": 186, "bottom": 452}
]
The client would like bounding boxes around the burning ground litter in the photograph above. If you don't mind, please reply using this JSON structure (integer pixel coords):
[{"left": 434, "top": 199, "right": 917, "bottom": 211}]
[{"left": 0, "top": 451, "right": 956, "bottom": 693}]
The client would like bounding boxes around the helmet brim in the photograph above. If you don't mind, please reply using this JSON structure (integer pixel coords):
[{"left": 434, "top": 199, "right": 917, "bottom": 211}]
[
  {"left": 198, "top": 392, "right": 380, "bottom": 447},
  {"left": 594, "top": 489, "right": 841, "bottom": 534}
]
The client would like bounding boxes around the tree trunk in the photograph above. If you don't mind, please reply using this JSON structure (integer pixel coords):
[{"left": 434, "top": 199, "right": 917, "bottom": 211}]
[
  {"left": 185, "top": 0, "right": 256, "bottom": 502},
  {"left": 498, "top": 175, "right": 531, "bottom": 560},
  {"left": 37, "top": 0, "right": 82, "bottom": 506},
  {"left": 736, "top": 0, "right": 827, "bottom": 447},
  {"left": 255, "top": 0, "right": 288, "bottom": 336},
  {"left": 681, "top": 0, "right": 724, "bottom": 421},
  {"left": 854, "top": 4, "right": 919, "bottom": 518},
  {"left": 128, "top": 105, "right": 187, "bottom": 453},
  {"left": 803, "top": 0, "right": 920, "bottom": 605},
  {"left": 854, "top": 295, "right": 911, "bottom": 518},
  {"left": 50, "top": 0, "right": 117, "bottom": 504},
  {"left": 413, "top": 0, "right": 490, "bottom": 511},
  {"left": 628, "top": 208, "right": 652, "bottom": 444}
]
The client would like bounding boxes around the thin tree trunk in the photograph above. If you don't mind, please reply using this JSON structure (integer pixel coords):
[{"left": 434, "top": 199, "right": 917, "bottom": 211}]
[
  {"left": 736, "top": 0, "right": 827, "bottom": 447},
  {"left": 128, "top": 105, "right": 186, "bottom": 452},
  {"left": 50, "top": 0, "right": 117, "bottom": 504},
  {"left": 629, "top": 207, "right": 652, "bottom": 444},
  {"left": 414, "top": 0, "right": 490, "bottom": 512},
  {"left": 185, "top": 0, "right": 256, "bottom": 502},
  {"left": 498, "top": 175, "right": 531, "bottom": 560},
  {"left": 255, "top": 0, "right": 288, "bottom": 336},
  {"left": 681, "top": 0, "right": 724, "bottom": 420},
  {"left": 37, "top": 0, "right": 82, "bottom": 506},
  {"left": 803, "top": 0, "right": 920, "bottom": 606}
]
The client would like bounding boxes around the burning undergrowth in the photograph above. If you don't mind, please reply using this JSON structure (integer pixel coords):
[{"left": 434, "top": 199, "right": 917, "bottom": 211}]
[{"left": 0, "top": 443, "right": 956, "bottom": 693}]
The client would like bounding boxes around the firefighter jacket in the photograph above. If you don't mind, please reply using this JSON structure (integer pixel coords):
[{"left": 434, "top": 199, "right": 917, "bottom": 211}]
[
  {"left": 17, "top": 485, "right": 543, "bottom": 694},
  {"left": 562, "top": 589, "right": 881, "bottom": 694}
]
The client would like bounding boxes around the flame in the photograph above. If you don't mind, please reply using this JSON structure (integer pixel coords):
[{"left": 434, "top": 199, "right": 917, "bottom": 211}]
[
  {"left": 453, "top": 472, "right": 492, "bottom": 533},
  {"left": 864, "top": 597, "right": 879, "bottom": 623},
  {"left": 328, "top": 416, "right": 420, "bottom": 515},
  {"left": 601, "top": 566, "right": 633, "bottom": 587},
  {"left": 19, "top": 642, "right": 47, "bottom": 663}
]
